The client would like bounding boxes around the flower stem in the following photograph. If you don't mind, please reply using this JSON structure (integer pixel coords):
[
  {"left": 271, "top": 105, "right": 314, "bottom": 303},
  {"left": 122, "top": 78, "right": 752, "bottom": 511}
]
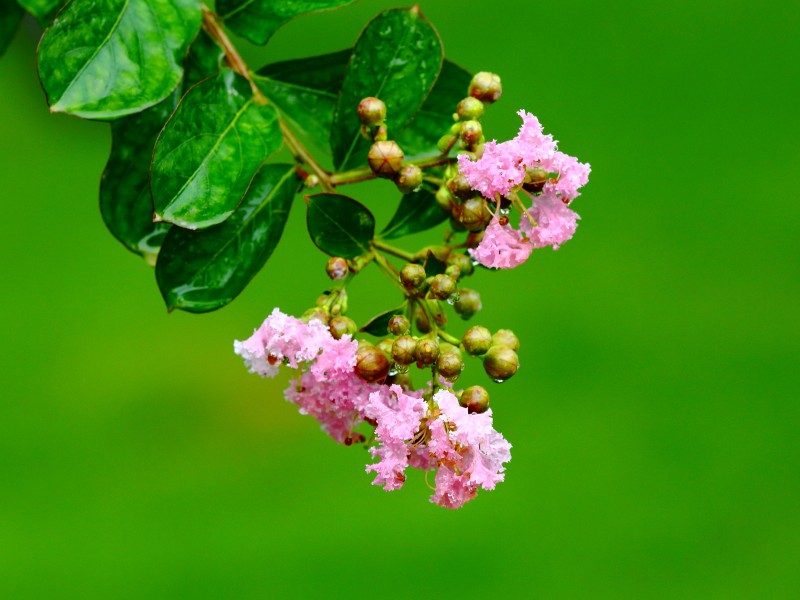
[
  {"left": 372, "top": 240, "right": 416, "bottom": 262},
  {"left": 330, "top": 155, "right": 456, "bottom": 187}
]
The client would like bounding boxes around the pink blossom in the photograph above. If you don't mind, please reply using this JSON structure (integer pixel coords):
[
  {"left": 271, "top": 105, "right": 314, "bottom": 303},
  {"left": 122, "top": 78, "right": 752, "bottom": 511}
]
[
  {"left": 469, "top": 218, "right": 533, "bottom": 269},
  {"left": 542, "top": 151, "right": 591, "bottom": 201},
  {"left": 431, "top": 467, "right": 477, "bottom": 509},
  {"left": 521, "top": 192, "right": 580, "bottom": 250}
]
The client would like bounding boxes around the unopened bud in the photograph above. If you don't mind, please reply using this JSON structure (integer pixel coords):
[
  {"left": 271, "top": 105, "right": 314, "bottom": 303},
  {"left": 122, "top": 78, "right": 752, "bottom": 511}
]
[
  {"left": 454, "top": 288, "right": 482, "bottom": 319},
  {"left": 415, "top": 336, "right": 440, "bottom": 365},
  {"left": 368, "top": 141, "right": 404, "bottom": 178},
  {"left": 459, "top": 120, "right": 483, "bottom": 148},
  {"left": 466, "top": 230, "right": 485, "bottom": 249},
  {"left": 355, "top": 345, "right": 390, "bottom": 383},
  {"left": 329, "top": 316, "right": 356, "bottom": 340},
  {"left": 326, "top": 256, "right": 349, "bottom": 280},
  {"left": 400, "top": 263, "right": 426, "bottom": 289},
  {"left": 387, "top": 315, "right": 410, "bottom": 336},
  {"left": 437, "top": 351, "right": 463, "bottom": 381},
  {"left": 492, "top": 329, "right": 520, "bottom": 351},
  {"left": 523, "top": 165, "right": 549, "bottom": 193},
  {"left": 429, "top": 274, "right": 456, "bottom": 300},
  {"left": 459, "top": 385, "right": 490, "bottom": 413},
  {"left": 445, "top": 265, "right": 461, "bottom": 280},
  {"left": 391, "top": 335, "right": 417, "bottom": 365},
  {"left": 483, "top": 345, "right": 519, "bottom": 381},
  {"left": 395, "top": 164, "right": 423, "bottom": 194},
  {"left": 469, "top": 71, "right": 502, "bottom": 103},
  {"left": 447, "top": 252, "right": 474, "bottom": 277},
  {"left": 447, "top": 172, "right": 476, "bottom": 200},
  {"left": 455, "top": 97, "right": 485, "bottom": 121},
  {"left": 357, "top": 96, "right": 386, "bottom": 126},
  {"left": 376, "top": 338, "right": 394, "bottom": 357},
  {"left": 304, "top": 174, "right": 320, "bottom": 189},
  {"left": 301, "top": 308, "right": 329, "bottom": 324},
  {"left": 455, "top": 197, "right": 489, "bottom": 232},
  {"left": 373, "top": 124, "right": 388, "bottom": 142},
  {"left": 463, "top": 325, "right": 492, "bottom": 355},
  {"left": 414, "top": 306, "right": 432, "bottom": 333},
  {"left": 435, "top": 186, "right": 453, "bottom": 212}
]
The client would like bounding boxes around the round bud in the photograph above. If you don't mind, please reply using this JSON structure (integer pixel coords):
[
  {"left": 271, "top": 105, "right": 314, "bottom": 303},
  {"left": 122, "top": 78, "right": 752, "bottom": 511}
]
[
  {"left": 391, "top": 335, "right": 417, "bottom": 365},
  {"left": 459, "top": 386, "right": 490, "bottom": 414},
  {"left": 447, "top": 172, "right": 476, "bottom": 200},
  {"left": 357, "top": 96, "right": 386, "bottom": 126},
  {"left": 445, "top": 265, "right": 461, "bottom": 280},
  {"left": 326, "top": 256, "right": 349, "bottom": 280},
  {"left": 414, "top": 306, "right": 432, "bottom": 333},
  {"left": 439, "top": 341, "right": 462, "bottom": 356},
  {"left": 483, "top": 345, "right": 519, "bottom": 381},
  {"left": 523, "top": 165, "right": 549, "bottom": 193},
  {"left": 329, "top": 316, "right": 357, "bottom": 340},
  {"left": 368, "top": 141, "right": 404, "bottom": 178},
  {"left": 437, "top": 351, "right": 463, "bottom": 381},
  {"left": 435, "top": 186, "right": 453, "bottom": 212},
  {"left": 456, "top": 197, "right": 489, "bottom": 232},
  {"left": 395, "top": 164, "right": 423, "bottom": 194},
  {"left": 387, "top": 315, "right": 410, "bottom": 336},
  {"left": 429, "top": 274, "right": 457, "bottom": 300},
  {"left": 447, "top": 252, "right": 474, "bottom": 277},
  {"left": 459, "top": 120, "right": 483, "bottom": 147},
  {"left": 355, "top": 345, "right": 390, "bottom": 383},
  {"left": 376, "top": 338, "right": 394, "bottom": 357},
  {"left": 463, "top": 325, "right": 492, "bottom": 355},
  {"left": 466, "top": 230, "right": 485, "bottom": 249},
  {"left": 415, "top": 337, "right": 440, "bottom": 365},
  {"left": 492, "top": 329, "right": 520, "bottom": 352},
  {"left": 304, "top": 174, "right": 320, "bottom": 189},
  {"left": 400, "top": 263, "right": 426, "bottom": 290},
  {"left": 455, "top": 96, "right": 485, "bottom": 121},
  {"left": 454, "top": 288, "right": 482, "bottom": 319},
  {"left": 301, "top": 308, "right": 329, "bottom": 324},
  {"left": 469, "top": 71, "right": 503, "bottom": 103}
]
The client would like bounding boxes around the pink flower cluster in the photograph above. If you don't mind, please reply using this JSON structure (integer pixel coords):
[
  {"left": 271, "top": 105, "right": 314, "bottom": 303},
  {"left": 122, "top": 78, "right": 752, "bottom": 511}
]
[
  {"left": 235, "top": 309, "right": 512, "bottom": 508},
  {"left": 457, "top": 110, "right": 590, "bottom": 269}
]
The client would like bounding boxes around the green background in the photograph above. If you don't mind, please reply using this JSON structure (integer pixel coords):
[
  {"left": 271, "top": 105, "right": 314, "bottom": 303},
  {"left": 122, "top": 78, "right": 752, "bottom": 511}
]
[{"left": 1, "top": 0, "right": 798, "bottom": 597}]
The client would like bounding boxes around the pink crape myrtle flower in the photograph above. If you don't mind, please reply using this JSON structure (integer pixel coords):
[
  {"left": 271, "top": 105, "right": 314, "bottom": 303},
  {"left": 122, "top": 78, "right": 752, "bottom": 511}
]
[
  {"left": 521, "top": 192, "right": 581, "bottom": 250},
  {"left": 469, "top": 218, "right": 533, "bottom": 269}
]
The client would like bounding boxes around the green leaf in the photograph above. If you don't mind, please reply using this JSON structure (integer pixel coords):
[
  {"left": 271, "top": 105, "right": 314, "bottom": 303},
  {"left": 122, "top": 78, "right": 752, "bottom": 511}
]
[
  {"left": 182, "top": 29, "right": 224, "bottom": 91},
  {"left": 0, "top": 1, "right": 23, "bottom": 57},
  {"left": 360, "top": 306, "right": 406, "bottom": 336},
  {"left": 306, "top": 193, "right": 375, "bottom": 258},
  {"left": 218, "top": 0, "right": 357, "bottom": 46},
  {"left": 254, "top": 48, "right": 350, "bottom": 156},
  {"left": 156, "top": 164, "right": 297, "bottom": 313},
  {"left": 379, "top": 188, "right": 449, "bottom": 240},
  {"left": 17, "top": 0, "right": 63, "bottom": 27},
  {"left": 397, "top": 60, "right": 472, "bottom": 159},
  {"left": 151, "top": 69, "right": 282, "bottom": 230},
  {"left": 423, "top": 250, "right": 448, "bottom": 276},
  {"left": 37, "top": 0, "right": 201, "bottom": 119},
  {"left": 331, "top": 7, "right": 443, "bottom": 171}
]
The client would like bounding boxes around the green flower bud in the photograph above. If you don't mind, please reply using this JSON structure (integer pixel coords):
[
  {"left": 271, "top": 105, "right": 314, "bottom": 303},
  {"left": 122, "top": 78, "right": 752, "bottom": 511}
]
[
  {"left": 400, "top": 263, "right": 426, "bottom": 290},
  {"left": 447, "top": 172, "right": 476, "bottom": 200},
  {"left": 429, "top": 274, "right": 457, "bottom": 300},
  {"left": 523, "top": 165, "right": 549, "bottom": 193},
  {"left": 455, "top": 197, "right": 490, "bottom": 232},
  {"left": 357, "top": 96, "right": 386, "bottom": 126},
  {"left": 436, "top": 185, "right": 453, "bottom": 212},
  {"left": 395, "top": 164, "right": 423, "bottom": 194},
  {"left": 455, "top": 96, "right": 485, "bottom": 121},
  {"left": 391, "top": 335, "right": 417, "bottom": 365},
  {"left": 439, "top": 342, "right": 462, "bottom": 357},
  {"left": 387, "top": 315, "right": 410, "bottom": 336},
  {"left": 492, "top": 329, "right": 520, "bottom": 351},
  {"left": 326, "top": 257, "right": 349, "bottom": 280},
  {"left": 329, "top": 316, "right": 357, "bottom": 340},
  {"left": 304, "top": 174, "right": 320, "bottom": 189},
  {"left": 414, "top": 306, "right": 432, "bottom": 333},
  {"left": 454, "top": 288, "right": 482, "bottom": 319},
  {"left": 445, "top": 265, "right": 461, "bottom": 280},
  {"left": 469, "top": 71, "right": 503, "bottom": 103},
  {"left": 415, "top": 336, "right": 440, "bottom": 365},
  {"left": 437, "top": 351, "right": 464, "bottom": 381},
  {"left": 483, "top": 345, "right": 519, "bottom": 382},
  {"left": 463, "top": 325, "right": 492, "bottom": 355},
  {"left": 437, "top": 132, "right": 457, "bottom": 154},
  {"left": 367, "top": 141, "right": 404, "bottom": 178},
  {"left": 447, "top": 252, "right": 474, "bottom": 276},
  {"left": 459, "top": 385, "right": 490, "bottom": 414},
  {"left": 355, "top": 345, "right": 390, "bottom": 383},
  {"left": 301, "top": 308, "right": 329, "bottom": 324},
  {"left": 376, "top": 338, "right": 394, "bottom": 357},
  {"left": 459, "top": 119, "right": 483, "bottom": 148},
  {"left": 372, "top": 123, "right": 388, "bottom": 142}
]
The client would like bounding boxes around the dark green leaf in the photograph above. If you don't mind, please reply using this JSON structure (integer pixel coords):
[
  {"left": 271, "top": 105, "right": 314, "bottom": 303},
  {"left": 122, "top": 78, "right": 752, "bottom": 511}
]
[
  {"left": 397, "top": 60, "right": 472, "bottom": 159},
  {"left": 360, "top": 306, "right": 406, "bottom": 336},
  {"left": 379, "top": 188, "right": 449, "bottom": 240},
  {"left": 254, "top": 49, "right": 350, "bottom": 157},
  {"left": 151, "top": 69, "right": 282, "bottom": 230},
  {"left": 37, "top": 0, "right": 201, "bottom": 119},
  {"left": 156, "top": 164, "right": 297, "bottom": 313},
  {"left": 0, "top": 2, "right": 23, "bottom": 57},
  {"left": 423, "top": 250, "right": 447, "bottom": 276},
  {"left": 306, "top": 193, "right": 375, "bottom": 258},
  {"left": 218, "top": 0, "right": 356, "bottom": 46},
  {"left": 17, "top": 0, "right": 63, "bottom": 26},
  {"left": 182, "top": 29, "right": 224, "bottom": 91},
  {"left": 331, "top": 7, "right": 443, "bottom": 171}
]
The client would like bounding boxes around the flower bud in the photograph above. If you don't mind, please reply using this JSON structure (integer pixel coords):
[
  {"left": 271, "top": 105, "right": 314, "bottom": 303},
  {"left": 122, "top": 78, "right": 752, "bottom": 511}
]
[
  {"left": 304, "top": 174, "right": 319, "bottom": 189},
  {"left": 355, "top": 345, "right": 390, "bottom": 383},
  {"left": 368, "top": 141, "right": 404, "bottom": 178},
  {"left": 391, "top": 335, "right": 417, "bottom": 365},
  {"left": 492, "top": 329, "right": 520, "bottom": 352},
  {"left": 400, "top": 263, "right": 426, "bottom": 290},
  {"left": 459, "top": 120, "right": 483, "bottom": 148},
  {"left": 414, "top": 306, "right": 432, "bottom": 333},
  {"left": 372, "top": 123, "right": 388, "bottom": 142},
  {"left": 435, "top": 186, "right": 453, "bottom": 212},
  {"left": 455, "top": 96, "right": 485, "bottom": 121},
  {"left": 455, "top": 197, "right": 490, "bottom": 232},
  {"left": 415, "top": 336, "right": 440, "bottom": 365},
  {"left": 326, "top": 257, "right": 349, "bottom": 280},
  {"left": 445, "top": 265, "right": 461, "bottom": 280},
  {"left": 483, "top": 345, "right": 519, "bottom": 381},
  {"left": 447, "top": 172, "right": 476, "bottom": 200},
  {"left": 386, "top": 371, "right": 413, "bottom": 390},
  {"left": 459, "top": 385, "right": 490, "bottom": 414},
  {"left": 523, "top": 165, "right": 549, "bottom": 193},
  {"left": 301, "top": 308, "right": 329, "bottom": 324},
  {"left": 437, "top": 351, "right": 463, "bottom": 381},
  {"left": 329, "top": 316, "right": 356, "bottom": 340},
  {"left": 463, "top": 325, "right": 492, "bottom": 355},
  {"left": 387, "top": 315, "right": 410, "bottom": 336},
  {"left": 376, "top": 338, "right": 394, "bottom": 357},
  {"left": 454, "top": 288, "right": 482, "bottom": 319},
  {"left": 447, "top": 252, "right": 474, "bottom": 277},
  {"left": 466, "top": 230, "right": 485, "bottom": 249},
  {"left": 469, "top": 71, "right": 502, "bottom": 103},
  {"left": 429, "top": 274, "right": 456, "bottom": 300},
  {"left": 357, "top": 96, "right": 386, "bottom": 126},
  {"left": 395, "top": 164, "right": 423, "bottom": 194}
]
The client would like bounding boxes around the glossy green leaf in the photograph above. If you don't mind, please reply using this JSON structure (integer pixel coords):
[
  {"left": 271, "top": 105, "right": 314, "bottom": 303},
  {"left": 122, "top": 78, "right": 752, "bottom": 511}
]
[
  {"left": 156, "top": 164, "right": 297, "bottom": 313},
  {"left": 0, "top": 1, "right": 23, "bottom": 57},
  {"left": 151, "top": 69, "right": 282, "bottom": 230},
  {"left": 331, "top": 7, "right": 443, "bottom": 171},
  {"left": 37, "top": 0, "right": 201, "bottom": 119},
  {"left": 218, "top": 0, "right": 356, "bottom": 46},
  {"left": 379, "top": 188, "right": 449, "bottom": 240},
  {"left": 306, "top": 193, "right": 375, "bottom": 258},
  {"left": 17, "top": 0, "right": 63, "bottom": 26},
  {"left": 397, "top": 60, "right": 472, "bottom": 159},
  {"left": 360, "top": 306, "right": 406, "bottom": 336},
  {"left": 98, "top": 31, "right": 225, "bottom": 261},
  {"left": 254, "top": 49, "right": 350, "bottom": 156}
]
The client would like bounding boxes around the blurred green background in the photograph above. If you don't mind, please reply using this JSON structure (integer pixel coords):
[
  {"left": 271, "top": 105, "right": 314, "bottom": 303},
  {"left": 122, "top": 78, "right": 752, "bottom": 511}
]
[{"left": 1, "top": 0, "right": 798, "bottom": 597}]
